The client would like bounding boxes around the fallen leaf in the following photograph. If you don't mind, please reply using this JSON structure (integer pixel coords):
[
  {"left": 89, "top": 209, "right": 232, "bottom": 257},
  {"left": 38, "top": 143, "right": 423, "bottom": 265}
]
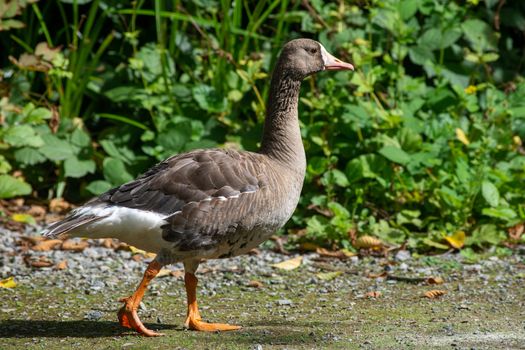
[
  {"left": 248, "top": 280, "right": 263, "bottom": 288},
  {"left": 101, "top": 238, "right": 119, "bottom": 249},
  {"left": 19, "top": 235, "right": 45, "bottom": 245},
  {"left": 508, "top": 223, "right": 524, "bottom": 241},
  {"left": 32, "top": 239, "right": 62, "bottom": 251},
  {"left": 300, "top": 242, "right": 320, "bottom": 251},
  {"left": 316, "top": 271, "right": 343, "bottom": 281},
  {"left": 444, "top": 231, "right": 465, "bottom": 249},
  {"left": 170, "top": 270, "right": 185, "bottom": 278},
  {"left": 61, "top": 240, "right": 89, "bottom": 252},
  {"left": 424, "top": 290, "right": 447, "bottom": 299},
  {"left": 30, "top": 258, "right": 53, "bottom": 268},
  {"left": 455, "top": 128, "right": 470, "bottom": 145},
  {"left": 367, "top": 271, "right": 388, "bottom": 279},
  {"left": 364, "top": 291, "right": 382, "bottom": 298},
  {"left": 156, "top": 269, "right": 174, "bottom": 278},
  {"left": 0, "top": 277, "right": 16, "bottom": 289},
  {"left": 11, "top": 213, "right": 36, "bottom": 225},
  {"left": 426, "top": 277, "right": 444, "bottom": 285},
  {"left": 55, "top": 260, "right": 68, "bottom": 270},
  {"left": 316, "top": 247, "right": 354, "bottom": 259},
  {"left": 354, "top": 235, "right": 382, "bottom": 249},
  {"left": 271, "top": 256, "right": 302, "bottom": 270},
  {"left": 27, "top": 205, "right": 46, "bottom": 221},
  {"left": 128, "top": 245, "right": 156, "bottom": 259},
  {"left": 49, "top": 197, "right": 71, "bottom": 213}
]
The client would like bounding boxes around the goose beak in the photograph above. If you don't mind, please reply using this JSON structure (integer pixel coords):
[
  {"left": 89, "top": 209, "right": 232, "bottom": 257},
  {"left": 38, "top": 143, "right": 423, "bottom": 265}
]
[{"left": 320, "top": 44, "right": 354, "bottom": 71}]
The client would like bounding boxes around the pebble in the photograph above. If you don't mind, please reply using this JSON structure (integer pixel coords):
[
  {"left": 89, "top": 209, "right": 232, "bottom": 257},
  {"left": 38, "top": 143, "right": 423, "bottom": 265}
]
[
  {"left": 84, "top": 310, "right": 103, "bottom": 321},
  {"left": 276, "top": 299, "right": 293, "bottom": 306},
  {"left": 395, "top": 250, "right": 411, "bottom": 261}
]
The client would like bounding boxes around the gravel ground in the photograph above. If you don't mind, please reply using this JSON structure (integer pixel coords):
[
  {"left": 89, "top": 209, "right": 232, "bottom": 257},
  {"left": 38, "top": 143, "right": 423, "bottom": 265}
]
[{"left": 1, "top": 225, "right": 525, "bottom": 349}]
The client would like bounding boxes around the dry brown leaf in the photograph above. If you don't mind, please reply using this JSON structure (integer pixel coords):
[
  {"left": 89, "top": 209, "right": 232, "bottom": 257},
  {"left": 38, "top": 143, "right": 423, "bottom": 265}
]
[
  {"left": 424, "top": 290, "right": 447, "bottom": 299},
  {"left": 170, "top": 270, "right": 185, "bottom": 278},
  {"left": 19, "top": 235, "right": 45, "bottom": 245},
  {"left": 27, "top": 205, "right": 46, "bottom": 221},
  {"left": 128, "top": 245, "right": 157, "bottom": 259},
  {"left": 55, "top": 260, "right": 68, "bottom": 270},
  {"left": 30, "top": 258, "right": 53, "bottom": 268},
  {"left": 354, "top": 235, "right": 382, "bottom": 249},
  {"left": 367, "top": 271, "right": 388, "bottom": 279},
  {"left": 156, "top": 268, "right": 174, "bottom": 278},
  {"left": 271, "top": 256, "right": 302, "bottom": 270},
  {"left": 316, "top": 247, "right": 354, "bottom": 259},
  {"left": 61, "top": 240, "right": 89, "bottom": 252},
  {"left": 364, "top": 291, "right": 382, "bottom": 298},
  {"left": 101, "top": 238, "right": 119, "bottom": 249},
  {"left": 32, "top": 239, "right": 62, "bottom": 251},
  {"left": 299, "top": 242, "right": 320, "bottom": 251},
  {"left": 49, "top": 197, "right": 71, "bottom": 213},
  {"left": 248, "top": 280, "right": 263, "bottom": 288},
  {"left": 426, "top": 277, "right": 444, "bottom": 285},
  {"left": 131, "top": 254, "right": 142, "bottom": 262},
  {"left": 0, "top": 277, "right": 17, "bottom": 289},
  {"left": 508, "top": 223, "right": 524, "bottom": 241}
]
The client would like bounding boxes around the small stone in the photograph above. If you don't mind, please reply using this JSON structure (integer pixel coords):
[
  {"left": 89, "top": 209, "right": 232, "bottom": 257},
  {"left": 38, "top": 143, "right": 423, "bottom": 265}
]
[
  {"left": 395, "top": 250, "right": 411, "bottom": 261},
  {"left": 251, "top": 344, "right": 263, "bottom": 350},
  {"left": 276, "top": 299, "right": 292, "bottom": 306},
  {"left": 84, "top": 310, "right": 103, "bottom": 321}
]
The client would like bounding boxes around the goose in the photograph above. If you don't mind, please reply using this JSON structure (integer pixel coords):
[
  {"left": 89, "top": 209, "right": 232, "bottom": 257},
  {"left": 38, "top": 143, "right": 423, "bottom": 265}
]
[{"left": 43, "top": 38, "right": 354, "bottom": 336}]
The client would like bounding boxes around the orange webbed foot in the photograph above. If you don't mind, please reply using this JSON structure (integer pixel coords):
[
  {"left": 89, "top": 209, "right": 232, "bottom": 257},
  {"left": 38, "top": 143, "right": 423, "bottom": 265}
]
[
  {"left": 118, "top": 297, "right": 164, "bottom": 337},
  {"left": 185, "top": 316, "right": 242, "bottom": 332}
]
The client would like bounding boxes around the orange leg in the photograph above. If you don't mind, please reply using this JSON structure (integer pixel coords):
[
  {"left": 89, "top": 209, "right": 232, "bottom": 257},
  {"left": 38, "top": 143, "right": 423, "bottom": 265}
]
[
  {"left": 184, "top": 272, "right": 241, "bottom": 332},
  {"left": 118, "top": 260, "right": 164, "bottom": 337}
]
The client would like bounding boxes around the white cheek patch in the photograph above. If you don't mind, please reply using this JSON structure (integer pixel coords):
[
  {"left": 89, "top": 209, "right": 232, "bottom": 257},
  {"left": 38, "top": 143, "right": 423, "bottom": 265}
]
[{"left": 319, "top": 43, "right": 330, "bottom": 70}]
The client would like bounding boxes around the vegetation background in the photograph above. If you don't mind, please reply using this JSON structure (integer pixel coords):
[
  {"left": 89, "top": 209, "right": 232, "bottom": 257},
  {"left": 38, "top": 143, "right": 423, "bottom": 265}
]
[{"left": 1, "top": 0, "right": 524, "bottom": 258}]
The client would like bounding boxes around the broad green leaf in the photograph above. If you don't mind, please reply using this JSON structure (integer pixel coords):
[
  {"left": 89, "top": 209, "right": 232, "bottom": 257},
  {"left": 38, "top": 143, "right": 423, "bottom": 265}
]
[
  {"left": 70, "top": 128, "right": 91, "bottom": 148},
  {"left": 40, "top": 134, "right": 76, "bottom": 161},
  {"left": 378, "top": 146, "right": 410, "bottom": 165},
  {"left": 103, "top": 158, "right": 133, "bottom": 186},
  {"left": 0, "top": 175, "right": 31, "bottom": 198},
  {"left": 3, "top": 125, "right": 44, "bottom": 147},
  {"left": 13, "top": 148, "right": 47, "bottom": 165},
  {"left": 86, "top": 180, "right": 113, "bottom": 195},
  {"left": 64, "top": 157, "right": 96, "bottom": 178},
  {"left": 156, "top": 122, "right": 191, "bottom": 153},
  {"left": 481, "top": 180, "right": 499, "bottom": 207},
  {"left": 482, "top": 207, "right": 517, "bottom": 221},
  {"left": 192, "top": 85, "right": 227, "bottom": 113},
  {"left": 461, "top": 19, "right": 498, "bottom": 52}
]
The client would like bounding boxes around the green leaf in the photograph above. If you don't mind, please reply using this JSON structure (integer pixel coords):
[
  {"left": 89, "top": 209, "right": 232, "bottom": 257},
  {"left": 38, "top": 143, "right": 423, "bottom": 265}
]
[
  {"left": 13, "top": 148, "right": 47, "bottom": 165},
  {"left": 3, "top": 125, "right": 44, "bottom": 147},
  {"left": 0, "top": 156, "right": 11, "bottom": 174},
  {"left": 461, "top": 19, "right": 498, "bottom": 52},
  {"left": 25, "top": 107, "right": 52, "bottom": 122},
  {"left": 481, "top": 207, "right": 517, "bottom": 221},
  {"left": 192, "top": 85, "right": 228, "bottom": 113},
  {"left": 103, "top": 158, "right": 133, "bottom": 186},
  {"left": 378, "top": 146, "right": 410, "bottom": 165},
  {"left": 86, "top": 180, "right": 113, "bottom": 195},
  {"left": 64, "top": 157, "right": 96, "bottom": 178},
  {"left": 0, "top": 175, "right": 31, "bottom": 198},
  {"left": 39, "top": 134, "right": 76, "bottom": 161},
  {"left": 70, "top": 128, "right": 91, "bottom": 148},
  {"left": 156, "top": 121, "right": 191, "bottom": 153},
  {"left": 481, "top": 180, "right": 499, "bottom": 207}
]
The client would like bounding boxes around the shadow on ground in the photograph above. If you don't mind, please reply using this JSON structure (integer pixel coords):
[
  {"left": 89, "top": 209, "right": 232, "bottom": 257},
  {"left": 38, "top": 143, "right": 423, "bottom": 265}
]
[{"left": 0, "top": 320, "right": 178, "bottom": 338}]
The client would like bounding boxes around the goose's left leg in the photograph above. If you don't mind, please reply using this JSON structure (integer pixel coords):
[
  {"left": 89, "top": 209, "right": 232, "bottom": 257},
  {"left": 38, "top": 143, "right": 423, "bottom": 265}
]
[
  {"left": 118, "top": 259, "right": 164, "bottom": 336},
  {"left": 183, "top": 259, "right": 241, "bottom": 332}
]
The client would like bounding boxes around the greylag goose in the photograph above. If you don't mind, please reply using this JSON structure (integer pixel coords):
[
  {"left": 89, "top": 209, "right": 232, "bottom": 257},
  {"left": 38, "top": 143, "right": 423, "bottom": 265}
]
[{"left": 43, "top": 38, "right": 354, "bottom": 336}]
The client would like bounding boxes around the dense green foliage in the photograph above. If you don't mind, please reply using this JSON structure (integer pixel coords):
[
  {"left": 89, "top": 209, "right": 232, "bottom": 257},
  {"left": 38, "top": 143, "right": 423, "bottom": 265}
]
[{"left": 1, "top": 0, "right": 525, "bottom": 253}]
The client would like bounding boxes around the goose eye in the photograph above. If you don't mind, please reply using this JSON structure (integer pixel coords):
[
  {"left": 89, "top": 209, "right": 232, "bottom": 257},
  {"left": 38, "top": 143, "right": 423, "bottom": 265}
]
[{"left": 305, "top": 47, "right": 317, "bottom": 55}]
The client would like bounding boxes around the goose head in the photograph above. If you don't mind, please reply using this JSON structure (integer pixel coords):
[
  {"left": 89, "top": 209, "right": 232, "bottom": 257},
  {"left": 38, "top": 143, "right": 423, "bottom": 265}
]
[{"left": 278, "top": 38, "right": 354, "bottom": 81}]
